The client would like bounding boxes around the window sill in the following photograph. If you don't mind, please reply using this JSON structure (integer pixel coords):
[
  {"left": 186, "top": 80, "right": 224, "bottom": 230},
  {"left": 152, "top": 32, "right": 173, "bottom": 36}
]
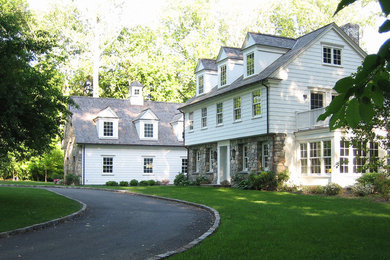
[
  {"left": 233, "top": 119, "right": 242, "bottom": 124},
  {"left": 216, "top": 124, "right": 224, "bottom": 127},
  {"left": 201, "top": 127, "right": 208, "bottom": 130},
  {"left": 99, "top": 136, "right": 118, "bottom": 139},
  {"left": 244, "top": 73, "right": 256, "bottom": 79},
  {"left": 102, "top": 173, "right": 114, "bottom": 176},
  {"left": 321, "top": 63, "right": 343, "bottom": 68},
  {"left": 252, "top": 115, "right": 262, "bottom": 119},
  {"left": 188, "top": 130, "right": 194, "bottom": 133},
  {"left": 143, "top": 173, "right": 154, "bottom": 176},
  {"left": 206, "top": 171, "right": 214, "bottom": 175}
]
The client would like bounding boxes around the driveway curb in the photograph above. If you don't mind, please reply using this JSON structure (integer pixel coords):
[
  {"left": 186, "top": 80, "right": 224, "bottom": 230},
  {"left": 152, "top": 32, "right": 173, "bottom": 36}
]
[
  {"left": 0, "top": 186, "right": 87, "bottom": 239},
  {"left": 0, "top": 185, "right": 220, "bottom": 258}
]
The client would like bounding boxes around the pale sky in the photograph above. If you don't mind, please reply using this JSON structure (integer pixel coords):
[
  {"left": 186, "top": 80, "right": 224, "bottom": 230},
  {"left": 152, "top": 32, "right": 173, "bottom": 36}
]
[{"left": 28, "top": 0, "right": 389, "bottom": 54}]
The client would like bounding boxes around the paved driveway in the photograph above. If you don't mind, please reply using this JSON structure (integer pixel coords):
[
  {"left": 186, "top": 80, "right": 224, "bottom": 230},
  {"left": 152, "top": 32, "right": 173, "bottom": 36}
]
[{"left": 0, "top": 188, "right": 213, "bottom": 260}]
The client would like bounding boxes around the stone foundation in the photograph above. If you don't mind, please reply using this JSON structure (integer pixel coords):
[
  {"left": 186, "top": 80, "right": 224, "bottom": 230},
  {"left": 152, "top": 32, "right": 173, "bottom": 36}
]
[{"left": 187, "top": 134, "right": 287, "bottom": 184}]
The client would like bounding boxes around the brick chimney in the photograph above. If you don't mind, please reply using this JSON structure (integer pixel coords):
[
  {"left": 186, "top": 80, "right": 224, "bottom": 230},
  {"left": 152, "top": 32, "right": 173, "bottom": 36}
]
[{"left": 340, "top": 23, "right": 359, "bottom": 45}]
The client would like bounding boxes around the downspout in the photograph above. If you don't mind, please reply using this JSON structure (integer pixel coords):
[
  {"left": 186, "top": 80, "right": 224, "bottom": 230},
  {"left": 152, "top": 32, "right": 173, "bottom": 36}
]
[
  {"left": 261, "top": 81, "right": 270, "bottom": 135},
  {"left": 179, "top": 109, "right": 190, "bottom": 179},
  {"left": 82, "top": 145, "right": 86, "bottom": 185}
]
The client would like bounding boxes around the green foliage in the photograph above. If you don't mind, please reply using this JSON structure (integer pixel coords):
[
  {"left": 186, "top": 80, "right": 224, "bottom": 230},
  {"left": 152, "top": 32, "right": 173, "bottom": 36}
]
[
  {"left": 357, "top": 172, "right": 382, "bottom": 186},
  {"left": 238, "top": 171, "right": 290, "bottom": 191},
  {"left": 129, "top": 179, "right": 138, "bottom": 186},
  {"left": 231, "top": 173, "right": 251, "bottom": 190},
  {"left": 373, "top": 174, "right": 390, "bottom": 200},
  {"left": 352, "top": 182, "right": 375, "bottom": 196},
  {"left": 147, "top": 180, "right": 156, "bottom": 186},
  {"left": 139, "top": 180, "right": 149, "bottom": 186},
  {"left": 174, "top": 172, "right": 190, "bottom": 186},
  {"left": 65, "top": 174, "right": 80, "bottom": 185},
  {"left": 105, "top": 181, "right": 118, "bottom": 186},
  {"left": 195, "top": 175, "right": 211, "bottom": 185},
  {"left": 324, "top": 183, "right": 343, "bottom": 196},
  {"left": 119, "top": 181, "right": 129, "bottom": 187},
  {"left": 303, "top": 185, "right": 325, "bottom": 195},
  {"left": 0, "top": 0, "right": 72, "bottom": 160}
]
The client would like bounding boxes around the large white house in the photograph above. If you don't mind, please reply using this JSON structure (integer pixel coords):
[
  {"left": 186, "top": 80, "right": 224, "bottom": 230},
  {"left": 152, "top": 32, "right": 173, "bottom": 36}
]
[
  {"left": 63, "top": 81, "right": 187, "bottom": 185},
  {"left": 179, "top": 23, "right": 387, "bottom": 187}
]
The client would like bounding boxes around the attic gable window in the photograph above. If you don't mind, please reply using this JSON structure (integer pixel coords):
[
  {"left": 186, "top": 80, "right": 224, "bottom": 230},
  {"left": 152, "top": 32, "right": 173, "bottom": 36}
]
[
  {"left": 144, "top": 123, "right": 153, "bottom": 138},
  {"left": 220, "top": 64, "right": 227, "bottom": 86},
  {"left": 323, "top": 46, "right": 342, "bottom": 66},
  {"left": 198, "top": 75, "right": 204, "bottom": 94},
  {"left": 103, "top": 121, "right": 113, "bottom": 136},
  {"left": 246, "top": 52, "right": 254, "bottom": 76}
]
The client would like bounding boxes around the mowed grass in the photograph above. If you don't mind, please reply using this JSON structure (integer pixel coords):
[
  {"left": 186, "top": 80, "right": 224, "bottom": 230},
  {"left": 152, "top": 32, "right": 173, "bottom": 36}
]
[
  {"left": 0, "top": 180, "right": 55, "bottom": 186},
  {"left": 122, "top": 186, "right": 390, "bottom": 260},
  {"left": 0, "top": 187, "right": 82, "bottom": 232}
]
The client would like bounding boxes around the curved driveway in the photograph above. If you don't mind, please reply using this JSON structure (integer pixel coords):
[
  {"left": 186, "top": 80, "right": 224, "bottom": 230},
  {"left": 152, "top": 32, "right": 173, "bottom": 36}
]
[{"left": 0, "top": 188, "right": 213, "bottom": 260}]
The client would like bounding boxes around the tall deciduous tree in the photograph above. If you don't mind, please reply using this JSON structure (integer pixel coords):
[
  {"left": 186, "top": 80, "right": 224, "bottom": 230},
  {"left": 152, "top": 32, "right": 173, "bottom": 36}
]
[{"left": 0, "top": 0, "right": 71, "bottom": 159}]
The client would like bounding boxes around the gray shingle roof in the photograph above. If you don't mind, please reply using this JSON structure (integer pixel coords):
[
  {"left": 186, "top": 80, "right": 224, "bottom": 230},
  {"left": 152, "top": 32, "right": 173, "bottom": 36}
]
[
  {"left": 222, "top": 47, "right": 243, "bottom": 60},
  {"left": 70, "top": 96, "right": 183, "bottom": 146},
  {"left": 130, "top": 81, "right": 144, "bottom": 88},
  {"left": 247, "top": 33, "right": 296, "bottom": 49},
  {"left": 180, "top": 23, "right": 334, "bottom": 110},
  {"left": 198, "top": 59, "right": 217, "bottom": 71}
]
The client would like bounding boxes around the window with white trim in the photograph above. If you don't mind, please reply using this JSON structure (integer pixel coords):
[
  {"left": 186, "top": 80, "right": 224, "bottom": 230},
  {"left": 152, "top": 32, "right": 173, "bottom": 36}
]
[
  {"left": 323, "top": 46, "right": 342, "bottom": 65},
  {"left": 103, "top": 121, "right": 113, "bottom": 137},
  {"left": 220, "top": 64, "right": 227, "bottom": 86},
  {"left": 188, "top": 112, "right": 194, "bottom": 131},
  {"left": 340, "top": 141, "right": 349, "bottom": 173},
  {"left": 102, "top": 157, "right": 113, "bottom": 174},
  {"left": 300, "top": 140, "right": 332, "bottom": 175},
  {"left": 262, "top": 143, "right": 270, "bottom": 170},
  {"left": 252, "top": 89, "right": 261, "bottom": 117},
  {"left": 181, "top": 158, "right": 188, "bottom": 173},
  {"left": 243, "top": 144, "right": 249, "bottom": 171},
  {"left": 206, "top": 148, "right": 213, "bottom": 172},
  {"left": 143, "top": 158, "right": 153, "bottom": 174},
  {"left": 134, "top": 89, "right": 140, "bottom": 95},
  {"left": 144, "top": 123, "right": 153, "bottom": 138},
  {"left": 198, "top": 75, "right": 204, "bottom": 94},
  {"left": 310, "top": 92, "right": 324, "bottom": 110},
  {"left": 216, "top": 103, "right": 223, "bottom": 125},
  {"left": 201, "top": 108, "right": 207, "bottom": 128},
  {"left": 233, "top": 97, "right": 241, "bottom": 121},
  {"left": 246, "top": 52, "right": 254, "bottom": 76},
  {"left": 340, "top": 141, "right": 378, "bottom": 174},
  {"left": 195, "top": 150, "right": 200, "bottom": 172}
]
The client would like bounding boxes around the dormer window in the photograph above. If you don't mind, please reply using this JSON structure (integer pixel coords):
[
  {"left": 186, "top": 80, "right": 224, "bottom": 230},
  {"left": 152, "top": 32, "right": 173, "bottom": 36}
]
[
  {"left": 134, "top": 89, "right": 140, "bottom": 95},
  {"left": 144, "top": 123, "right": 154, "bottom": 138},
  {"left": 103, "top": 121, "right": 114, "bottom": 136},
  {"left": 220, "top": 65, "right": 227, "bottom": 86},
  {"left": 322, "top": 46, "right": 342, "bottom": 66},
  {"left": 198, "top": 75, "right": 204, "bottom": 95},
  {"left": 246, "top": 52, "right": 254, "bottom": 76}
]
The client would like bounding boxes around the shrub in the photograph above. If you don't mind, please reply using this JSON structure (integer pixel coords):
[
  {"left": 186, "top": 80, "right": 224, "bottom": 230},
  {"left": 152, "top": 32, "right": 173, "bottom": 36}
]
[
  {"left": 374, "top": 174, "right": 390, "bottom": 200},
  {"left": 232, "top": 173, "right": 250, "bottom": 189},
  {"left": 303, "top": 185, "right": 325, "bottom": 195},
  {"left": 352, "top": 183, "right": 374, "bottom": 196},
  {"left": 357, "top": 172, "right": 381, "bottom": 186},
  {"left": 324, "top": 183, "right": 342, "bottom": 196},
  {"left": 174, "top": 173, "right": 189, "bottom": 186},
  {"left": 130, "top": 179, "right": 138, "bottom": 186},
  {"left": 147, "top": 180, "right": 156, "bottom": 186},
  {"left": 105, "top": 181, "right": 119, "bottom": 186},
  {"left": 139, "top": 180, "right": 149, "bottom": 186},
  {"left": 277, "top": 184, "right": 299, "bottom": 192},
  {"left": 195, "top": 175, "right": 211, "bottom": 185},
  {"left": 65, "top": 174, "right": 80, "bottom": 185},
  {"left": 220, "top": 180, "right": 231, "bottom": 187},
  {"left": 119, "top": 181, "right": 129, "bottom": 186}
]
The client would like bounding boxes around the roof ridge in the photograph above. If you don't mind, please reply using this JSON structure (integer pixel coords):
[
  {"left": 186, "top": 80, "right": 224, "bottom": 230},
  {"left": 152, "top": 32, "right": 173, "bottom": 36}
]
[
  {"left": 296, "top": 22, "right": 334, "bottom": 40},
  {"left": 248, "top": 32, "right": 296, "bottom": 41}
]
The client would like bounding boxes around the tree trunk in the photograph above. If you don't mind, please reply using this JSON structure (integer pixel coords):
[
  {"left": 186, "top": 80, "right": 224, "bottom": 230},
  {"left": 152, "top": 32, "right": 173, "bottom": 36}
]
[{"left": 45, "top": 168, "right": 47, "bottom": 183}]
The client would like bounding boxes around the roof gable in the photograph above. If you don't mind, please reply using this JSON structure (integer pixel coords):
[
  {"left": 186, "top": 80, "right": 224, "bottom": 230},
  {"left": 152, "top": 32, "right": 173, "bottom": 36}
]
[
  {"left": 134, "top": 108, "right": 159, "bottom": 121},
  {"left": 216, "top": 47, "right": 243, "bottom": 62},
  {"left": 94, "top": 107, "right": 118, "bottom": 120},
  {"left": 242, "top": 32, "right": 296, "bottom": 50},
  {"left": 195, "top": 59, "right": 217, "bottom": 72}
]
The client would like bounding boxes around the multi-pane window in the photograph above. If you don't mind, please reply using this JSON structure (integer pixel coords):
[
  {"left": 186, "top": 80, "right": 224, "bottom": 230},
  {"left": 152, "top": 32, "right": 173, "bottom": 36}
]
[
  {"left": 252, "top": 90, "right": 261, "bottom": 117},
  {"left": 201, "top": 108, "right": 207, "bottom": 128},
  {"left": 134, "top": 89, "right": 140, "bottom": 95},
  {"left": 216, "top": 103, "right": 223, "bottom": 125},
  {"left": 103, "top": 157, "right": 113, "bottom": 174},
  {"left": 300, "top": 143, "right": 308, "bottom": 174},
  {"left": 368, "top": 142, "right": 379, "bottom": 172},
  {"left": 262, "top": 143, "right": 269, "bottom": 170},
  {"left": 188, "top": 112, "right": 194, "bottom": 131},
  {"left": 144, "top": 123, "right": 153, "bottom": 138},
  {"left": 310, "top": 92, "right": 323, "bottom": 110},
  {"left": 243, "top": 144, "right": 249, "bottom": 171},
  {"left": 220, "top": 65, "right": 227, "bottom": 86},
  {"left": 310, "top": 142, "right": 321, "bottom": 174},
  {"left": 181, "top": 158, "right": 188, "bottom": 173},
  {"left": 198, "top": 75, "right": 204, "bottom": 94},
  {"left": 143, "top": 158, "right": 153, "bottom": 174},
  {"left": 246, "top": 52, "right": 254, "bottom": 76},
  {"left": 323, "top": 46, "right": 342, "bottom": 65},
  {"left": 353, "top": 142, "right": 366, "bottom": 173},
  {"left": 340, "top": 141, "right": 349, "bottom": 173},
  {"left": 300, "top": 140, "right": 332, "bottom": 175},
  {"left": 103, "top": 121, "right": 113, "bottom": 136},
  {"left": 206, "top": 148, "right": 213, "bottom": 172},
  {"left": 195, "top": 151, "right": 200, "bottom": 172},
  {"left": 233, "top": 97, "right": 241, "bottom": 121}
]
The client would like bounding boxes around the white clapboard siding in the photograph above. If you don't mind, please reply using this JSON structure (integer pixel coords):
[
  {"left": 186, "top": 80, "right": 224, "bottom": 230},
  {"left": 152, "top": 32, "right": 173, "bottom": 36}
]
[
  {"left": 268, "top": 28, "right": 364, "bottom": 134},
  {"left": 83, "top": 145, "right": 187, "bottom": 185},
  {"left": 185, "top": 83, "right": 267, "bottom": 146}
]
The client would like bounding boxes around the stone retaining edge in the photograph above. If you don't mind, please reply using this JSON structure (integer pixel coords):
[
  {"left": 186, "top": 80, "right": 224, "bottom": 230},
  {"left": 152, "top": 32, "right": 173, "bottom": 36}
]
[
  {"left": 0, "top": 184, "right": 220, "bottom": 259},
  {"left": 0, "top": 185, "right": 87, "bottom": 239}
]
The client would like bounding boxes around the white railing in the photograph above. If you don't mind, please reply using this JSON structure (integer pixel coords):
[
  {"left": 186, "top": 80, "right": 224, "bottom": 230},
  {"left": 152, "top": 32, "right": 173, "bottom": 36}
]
[{"left": 296, "top": 107, "right": 329, "bottom": 131}]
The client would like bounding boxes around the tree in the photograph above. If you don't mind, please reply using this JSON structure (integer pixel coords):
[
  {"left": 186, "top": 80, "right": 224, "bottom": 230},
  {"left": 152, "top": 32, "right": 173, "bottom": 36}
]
[
  {"left": 318, "top": 0, "right": 390, "bottom": 171},
  {"left": 0, "top": 0, "right": 71, "bottom": 159}
]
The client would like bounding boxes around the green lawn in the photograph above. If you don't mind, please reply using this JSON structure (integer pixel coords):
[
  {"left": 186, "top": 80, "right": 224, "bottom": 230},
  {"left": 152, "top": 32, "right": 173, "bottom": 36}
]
[
  {"left": 0, "top": 187, "right": 82, "bottom": 232},
  {"left": 124, "top": 186, "right": 390, "bottom": 260},
  {"left": 0, "top": 180, "right": 55, "bottom": 186}
]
